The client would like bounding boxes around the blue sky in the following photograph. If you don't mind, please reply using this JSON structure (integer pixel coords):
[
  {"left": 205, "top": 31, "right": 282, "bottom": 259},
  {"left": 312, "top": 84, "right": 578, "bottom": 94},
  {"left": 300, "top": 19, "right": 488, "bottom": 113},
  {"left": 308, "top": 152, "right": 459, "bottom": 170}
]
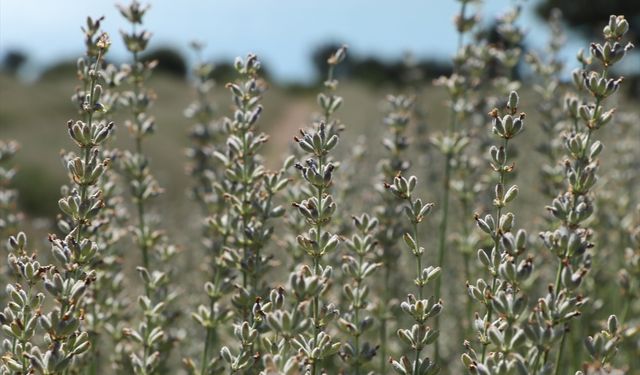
[{"left": 0, "top": 0, "right": 587, "bottom": 82}]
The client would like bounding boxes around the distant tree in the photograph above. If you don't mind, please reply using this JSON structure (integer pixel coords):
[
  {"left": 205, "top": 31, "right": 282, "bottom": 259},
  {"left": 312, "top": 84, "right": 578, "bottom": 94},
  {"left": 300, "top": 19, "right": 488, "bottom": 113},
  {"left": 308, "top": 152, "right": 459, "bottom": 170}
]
[
  {"left": 311, "top": 42, "right": 353, "bottom": 83},
  {"left": 208, "top": 60, "right": 271, "bottom": 84},
  {"left": 310, "top": 43, "right": 453, "bottom": 87},
  {"left": 415, "top": 60, "right": 452, "bottom": 80},
  {"left": 142, "top": 47, "right": 188, "bottom": 79},
  {"left": 536, "top": 0, "right": 640, "bottom": 39},
  {"left": 1, "top": 50, "right": 28, "bottom": 76},
  {"left": 39, "top": 61, "right": 77, "bottom": 81},
  {"left": 350, "top": 57, "right": 398, "bottom": 87},
  {"left": 536, "top": 1, "right": 639, "bottom": 88}
]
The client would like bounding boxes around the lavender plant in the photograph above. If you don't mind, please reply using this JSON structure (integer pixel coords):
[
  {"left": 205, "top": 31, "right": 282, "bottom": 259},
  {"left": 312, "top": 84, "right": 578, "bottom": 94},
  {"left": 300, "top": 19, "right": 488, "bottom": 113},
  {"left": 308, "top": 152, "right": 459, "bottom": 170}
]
[
  {"left": 373, "top": 93, "right": 414, "bottom": 373},
  {"left": 44, "top": 30, "right": 116, "bottom": 373},
  {"left": 182, "top": 43, "right": 232, "bottom": 375},
  {"left": 1, "top": 232, "right": 49, "bottom": 374},
  {"left": 184, "top": 42, "right": 221, "bottom": 208},
  {"left": 537, "top": 15, "right": 633, "bottom": 373},
  {"left": 338, "top": 213, "right": 381, "bottom": 373},
  {"left": 1, "top": 30, "right": 115, "bottom": 374},
  {"left": 541, "top": 16, "right": 633, "bottom": 372},
  {"left": 67, "top": 16, "right": 129, "bottom": 374},
  {"left": 214, "top": 53, "right": 289, "bottom": 374},
  {"left": 290, "top": 45, "right": 348, "bottom": 375},
  {"left": 577, "top": 315, "right": 622, "bottom": 374},
  {"left": 384, "top": 174, "right": 441, "bottom": 375},
  {"left": 462, "top": 91, "right": 534, "bottom": 374},
  {"left": 0, "top": 138, "right": 21, "bottom": 320},
  {"left": 0, "top": 140, "right": 21, "bottom": 242},
  {"left": 117, "top": 2, "right": 179, "bottom": 373}
]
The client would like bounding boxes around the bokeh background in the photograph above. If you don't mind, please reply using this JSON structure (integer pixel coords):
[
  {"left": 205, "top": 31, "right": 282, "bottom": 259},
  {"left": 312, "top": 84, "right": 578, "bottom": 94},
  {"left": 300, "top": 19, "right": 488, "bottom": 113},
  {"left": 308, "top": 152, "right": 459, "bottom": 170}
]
[
  {"left": 0, "top": 0, "right": 638, "bottom": 240},
  {"left": 1, "top": 0, "right": 640, "bottom": 372}
]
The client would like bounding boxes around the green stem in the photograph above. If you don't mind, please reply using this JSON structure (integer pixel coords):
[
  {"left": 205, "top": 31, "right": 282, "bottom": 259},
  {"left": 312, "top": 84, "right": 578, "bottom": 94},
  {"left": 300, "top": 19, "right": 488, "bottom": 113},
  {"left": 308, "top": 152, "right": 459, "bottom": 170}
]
[
  {"left": 434, "top": 0, "right": 467, "bottom": 356},
  {"left": 433, "top": 154, "right": 451, "bottom": 360},
  {"left": 311, "top": 273, "right": 320, "bottom": 375},
  {"left": 413, "top": 346, "right": 422, "bottom": 375},
  {"left": 461, "top": 198, "right": 473, "bottom": 335},
  {"left": 131, "top": 34, "right": 149, "bottom": 271},
  {"left": 380, "top": 265, "right": 390, "bottom": 373},
  {"left": 554, "top": 323, "right": 569, "bottom": 375},
  {"left": 413, "top": 222, "right": 423, "bottom": 299},
  {"left": 481, "top": 137, "right": 509, "bottom": 363},
  {"left": 311, "top": 154, "right": 325, "bottom": 375},
  {"left": 480, "top": 275, "right": 497, "bottom": 362},
  {"left": 201, "top": 321, "right": 215, "bottom": 374},
  {"left": 620, "top": 292, "right": 631, "bottom": 324},
  {"left": 81, "top": 47, "right": 103, "bottom": 375},
  {"left": 354, "top": 271, "right": 362, "bottom": 375},
  {"left": 137, "top": 194, "right": 149, "bottom": 270}
]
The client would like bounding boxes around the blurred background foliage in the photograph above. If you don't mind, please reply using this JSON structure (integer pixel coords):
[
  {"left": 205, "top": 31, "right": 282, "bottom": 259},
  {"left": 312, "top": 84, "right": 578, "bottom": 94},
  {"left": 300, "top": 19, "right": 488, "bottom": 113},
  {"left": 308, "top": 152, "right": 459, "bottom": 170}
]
[{"left": 1, "top": 0, "right": 639, "bottom": 228}]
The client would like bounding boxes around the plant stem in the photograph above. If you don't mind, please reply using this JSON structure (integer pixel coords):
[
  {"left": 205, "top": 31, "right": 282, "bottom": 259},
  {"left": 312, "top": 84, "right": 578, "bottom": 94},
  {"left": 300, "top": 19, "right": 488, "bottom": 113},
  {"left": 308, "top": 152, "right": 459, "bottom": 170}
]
[
  {"left": 481, "top": 137, "right": 509, "bottom": 363},
  {"left": 554, "top": 323, "right": 569, "bottom": 375},
  {"left": 354, "top": 254, "right": 363, "bottom": 375},
  {"left": 413, "top": 222, "right": 423, "bottom": 299},
  {"left": 434, "top": 0, "right": 466, "bottom": 356},
  {"left": 414, "top": 346, "right": 422, "bottom": 375},
  {"left": 433, "top": 154, "right": 450, "bottom": 360},
  {"left": 311, "top": 153, "right": 325, "bottom": 375},
  {"left": 380, "top": 265, "right": 390, "bottom": 373},
  {"left": 201, "top": 319, "right": 215, "bottom": 374}
]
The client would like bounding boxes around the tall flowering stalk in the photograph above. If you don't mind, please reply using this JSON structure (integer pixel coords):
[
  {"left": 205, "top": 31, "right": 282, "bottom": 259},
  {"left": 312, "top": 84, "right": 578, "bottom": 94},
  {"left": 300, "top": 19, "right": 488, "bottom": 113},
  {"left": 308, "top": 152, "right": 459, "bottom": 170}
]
[
  {"left": 617, "top": 205, "right": 640, "bottom": 371},
  {"left": 0, "top": 31, "right": 115, "bottom": 374},
  {"left": 214, "top": 53, "right": 289, "bottom": 373},
  {"left": 47, "top": 30, "right": 115, "bottom": 373},
  {"left": 291, "top": 46, "right": 347, "bottom": 375},
  {"left": 219, "top": 54, "right": 287, "bottom": 310},
  {"left": 117, "top": 2, "right": 178, "bottom": 373},
  {"left": 1, "top": 232, "right": 49, "bottom": 374},
  {"left": 373, "top": 93, "right": 414, "bottom": 372},
  {"left": 66, "top": 16, "right": 130, "bottom": 375},
  {"left": 385, "top": 174, "right": 441, "bottom": 375},
  {"left": 0, "top": 140, "right": 21, "bottom": 243},
  {"left": 182, "top": 43, "right": 232, "bottom": 375},
  {"left": 431, "top": 0, "right": 485, "bottom": 359},
  {"left": 0, "top": 138, "right": 22, "bottom": 307},
  {"left": 462, "top": 91, "right": 534, "bottom": 373},
  {"left": 0, "top": 138, "right": 21, "bottom": 330},
  {"left": 339, "top": 213, "right": 381, "bottom": 374},
  {"left": 536, "top": 15, "right": 633, "bottom": 373},
  {"left": 184, "top": 41, "right": 222, "bottom": 209}
]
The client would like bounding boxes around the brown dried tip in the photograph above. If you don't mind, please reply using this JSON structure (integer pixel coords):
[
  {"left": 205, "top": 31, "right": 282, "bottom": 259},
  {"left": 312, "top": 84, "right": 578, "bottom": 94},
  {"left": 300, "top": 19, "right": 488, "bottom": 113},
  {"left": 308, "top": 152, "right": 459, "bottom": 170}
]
[
  {"left": 488, "top": 108, "right": 499, "bottom": 118},
  {"left": 383, "top": 182, "right": 391, "bottom": 189},
  {"left": 519, "top": 112, "right": 526, "bottom": 119}
]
